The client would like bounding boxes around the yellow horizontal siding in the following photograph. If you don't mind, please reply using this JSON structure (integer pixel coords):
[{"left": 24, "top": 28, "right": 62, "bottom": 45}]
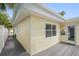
[
  {"left": 31, "top": 16, "right": 60, "bottom": 55},
  {"left": 15, "top": 17, "right": 31, "bottom": 54}
]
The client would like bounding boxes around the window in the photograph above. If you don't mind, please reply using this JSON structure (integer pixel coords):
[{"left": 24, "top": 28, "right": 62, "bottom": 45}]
[{"left": 46, "top": 24, "right": 56, "bottom": 37}]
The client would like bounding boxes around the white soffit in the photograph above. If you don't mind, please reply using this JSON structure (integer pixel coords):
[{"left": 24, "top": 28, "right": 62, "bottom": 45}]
[{"left": 13, "top": 7, "right": 30, "bottom": 25}]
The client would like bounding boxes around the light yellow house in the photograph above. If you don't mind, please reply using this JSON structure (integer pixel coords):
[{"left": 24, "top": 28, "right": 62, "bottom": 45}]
[{"left": 12, "top": 3, "right": 79, "bottom": 55}]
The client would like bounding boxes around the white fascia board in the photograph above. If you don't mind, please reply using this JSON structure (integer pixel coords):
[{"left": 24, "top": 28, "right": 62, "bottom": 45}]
[
  {"left": 66, "top": 17, "right": 79, "bottom": 22},
  {"left": 12, "top": 4, "right": 20, "bottom": 23}
]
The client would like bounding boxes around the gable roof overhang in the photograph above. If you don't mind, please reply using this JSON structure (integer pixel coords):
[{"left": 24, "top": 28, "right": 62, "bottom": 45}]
[{"left": 12, "top": 3, "right": 65, "bottom": 26}]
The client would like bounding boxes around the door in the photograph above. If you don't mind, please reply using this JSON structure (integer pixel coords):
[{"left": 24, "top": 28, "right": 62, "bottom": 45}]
[{"left": 67, "top": 26, "right": 75, "bottom": 44}]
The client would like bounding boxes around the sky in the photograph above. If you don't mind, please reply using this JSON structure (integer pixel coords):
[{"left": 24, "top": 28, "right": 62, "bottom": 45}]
[
  {"left": 45, "top": 3, "right": 79, "bottom": 19},
  {"left": 6, "top": 8, "right": 13, "bottom": 18},
  {"left": 7, "top": 3, "right": 79, "bottom": 19}
]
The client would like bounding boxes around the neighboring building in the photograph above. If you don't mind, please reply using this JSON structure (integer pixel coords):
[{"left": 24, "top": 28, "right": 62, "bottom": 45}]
[
  {"left": 12, "top": 3, "right": 79, "bottom": 55},
  {"left": 9, "top": 28, "right": 14, "bottom": 36}
]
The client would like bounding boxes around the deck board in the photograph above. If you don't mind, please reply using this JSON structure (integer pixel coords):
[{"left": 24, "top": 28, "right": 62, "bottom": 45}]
[{"left": 34, "top": 43, "right": 79, "bottom": 56}]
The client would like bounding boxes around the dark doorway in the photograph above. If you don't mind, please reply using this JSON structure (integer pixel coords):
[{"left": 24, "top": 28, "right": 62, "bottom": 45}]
[{"left": 68, "top": 26, "right": 75, "bottom": 41}]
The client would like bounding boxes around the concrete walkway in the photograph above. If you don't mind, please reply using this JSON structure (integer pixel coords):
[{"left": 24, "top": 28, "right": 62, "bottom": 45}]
[{"left": 0, "top": 36, "right": 29, "bottom": 56}]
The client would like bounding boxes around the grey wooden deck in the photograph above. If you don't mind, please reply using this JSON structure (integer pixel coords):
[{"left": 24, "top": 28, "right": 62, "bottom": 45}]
[{"left": 34, "top": 43, "right": 79, "bottom": 56}]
